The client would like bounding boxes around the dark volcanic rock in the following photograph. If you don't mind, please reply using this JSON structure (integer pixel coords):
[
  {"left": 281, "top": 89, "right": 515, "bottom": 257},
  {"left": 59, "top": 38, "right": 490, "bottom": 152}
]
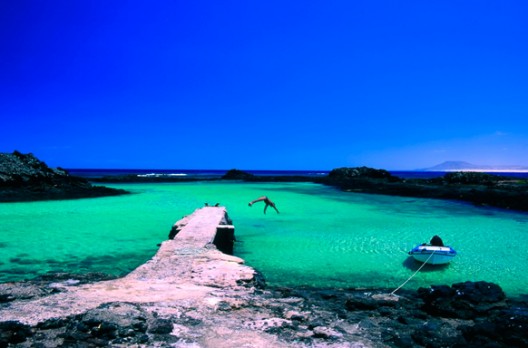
[
  {"left": 0, "top": 151, "right": 129, "bottom": 202},
  {"left": 1, "top": 280, "right": 527, "bottom": 347},
  {"left": 52, "top": 303, "right": 150, "bottom": 347},
  {"left": 0, "top": 151, "right": 67, "bottom": 183},
  {"left": 221, "top": 169, "right": 313, "bottom": 183},
  {"left": 319, "top": 167, "right": 528, "bottom": 212},
  {"left": 418, "top": 281, "right": 507, "bottom": 319},
  {"left": 460, "top": 303, "right": 528, "bottom": 347},
  {"left": 442, "top": 171, "right": 503, "bottom": 185},
  {"left": 328, "top": 166, "right": 400, "bottom": 181},
  {"left": 222, "top": 169, "right": 256, "bottom": 180},
  {"left": 321, "top": 167, "right": 402, "bottom": 190},
  {"left": 0, "top": 321, "right": 32, "bottom": 346}
]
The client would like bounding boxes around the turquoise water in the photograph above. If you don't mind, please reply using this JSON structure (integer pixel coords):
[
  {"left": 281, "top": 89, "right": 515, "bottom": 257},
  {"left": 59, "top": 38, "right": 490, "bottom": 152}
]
[{"left": 1, "top": 182, "right": 527, "bottom": 297}]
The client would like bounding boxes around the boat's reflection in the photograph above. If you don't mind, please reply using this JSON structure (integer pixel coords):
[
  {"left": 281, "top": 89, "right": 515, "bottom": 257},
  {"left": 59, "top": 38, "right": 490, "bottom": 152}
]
[{"left": 402, "top": 256, "right": 451, "bottom": 272}]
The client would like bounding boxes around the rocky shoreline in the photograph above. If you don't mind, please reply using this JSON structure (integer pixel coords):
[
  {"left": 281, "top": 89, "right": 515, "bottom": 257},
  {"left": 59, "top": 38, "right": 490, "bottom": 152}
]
[
  {"left": 318, "top": 167, "right": 528, "bottom": 213},
  {"left": 0, "top": 152, "right": 129, "bottom": 202},
  {"left": 1, "top": 273, "right": 527, "bottom": 347}
]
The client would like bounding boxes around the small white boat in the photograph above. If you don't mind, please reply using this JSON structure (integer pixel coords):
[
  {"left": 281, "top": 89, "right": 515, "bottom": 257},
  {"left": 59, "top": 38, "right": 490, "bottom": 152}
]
[{"left": 408, "top": 244, "right": 457, "bottom": 265}]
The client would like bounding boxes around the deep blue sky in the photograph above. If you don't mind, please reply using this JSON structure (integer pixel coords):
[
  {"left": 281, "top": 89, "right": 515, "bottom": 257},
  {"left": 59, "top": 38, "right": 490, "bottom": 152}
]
[{"left": 1, "top": 1, "right": 527, "bottom": 170}]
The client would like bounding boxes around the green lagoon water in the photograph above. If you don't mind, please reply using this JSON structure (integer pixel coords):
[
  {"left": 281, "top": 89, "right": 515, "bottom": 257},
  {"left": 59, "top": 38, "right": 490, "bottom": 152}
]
[{"left": 1, "top": 182, "right": 527, "bottom": 297}]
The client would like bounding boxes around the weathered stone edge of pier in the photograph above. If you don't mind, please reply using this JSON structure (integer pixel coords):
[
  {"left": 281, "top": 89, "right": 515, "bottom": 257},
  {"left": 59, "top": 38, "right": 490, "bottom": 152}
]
[{"left": 0, "top": 208, "right": 259, "bottom": 323}]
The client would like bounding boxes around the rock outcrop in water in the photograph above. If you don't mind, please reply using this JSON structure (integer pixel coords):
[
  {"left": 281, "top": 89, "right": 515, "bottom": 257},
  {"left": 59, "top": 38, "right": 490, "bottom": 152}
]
[
  {"left": 318, "top": 168, "right": 528, "bottom": 212},
  {"left": 222, "top": 168, "right": 256, "bottom": 180},
  {"left": 327, "top": 166, "right": 400, "bottom": 181},
  {"left": 0, "top": 151, "right": 129, "bottom": 202}
]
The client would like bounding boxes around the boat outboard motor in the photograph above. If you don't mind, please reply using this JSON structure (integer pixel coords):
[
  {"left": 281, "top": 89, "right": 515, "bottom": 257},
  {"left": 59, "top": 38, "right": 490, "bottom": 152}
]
[{"left": 430, "top": 235, "right": 444, "bottom": 246}]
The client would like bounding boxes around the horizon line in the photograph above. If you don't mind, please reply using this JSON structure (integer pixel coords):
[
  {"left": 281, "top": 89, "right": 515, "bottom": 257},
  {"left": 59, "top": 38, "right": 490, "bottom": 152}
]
[{"left": 64, "top": 167, "right": 528, "bottom": 173}]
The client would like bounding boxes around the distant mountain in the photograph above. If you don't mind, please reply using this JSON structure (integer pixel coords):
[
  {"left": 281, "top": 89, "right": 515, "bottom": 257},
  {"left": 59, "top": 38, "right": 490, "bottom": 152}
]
[{"left": 421, "top": 161, "right": 528, "bottom": 172}]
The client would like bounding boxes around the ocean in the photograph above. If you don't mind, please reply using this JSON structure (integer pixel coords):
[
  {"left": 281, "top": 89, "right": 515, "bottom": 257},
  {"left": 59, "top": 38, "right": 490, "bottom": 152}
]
[
  {"left": 1, "top": 169, "right": 527, "bottom": 297},
  {"left": 69, "top": 168, "right": 528, "bottom": 180}
]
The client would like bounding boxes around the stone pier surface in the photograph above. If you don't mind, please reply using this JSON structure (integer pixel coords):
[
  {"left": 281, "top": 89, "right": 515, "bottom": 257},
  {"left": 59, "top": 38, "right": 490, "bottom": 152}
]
[
  {"left": 0, "top": 207, "right": 255, "bottom": 325},
  {"left": 0, "top": 207, "right": 387, "bottom": 348},
  {"left": 0, "top": 207, "right": 307, "bottom": 347}
]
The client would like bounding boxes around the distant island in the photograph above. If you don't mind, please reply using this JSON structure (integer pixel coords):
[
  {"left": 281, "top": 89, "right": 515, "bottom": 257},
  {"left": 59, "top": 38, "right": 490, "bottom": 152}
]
[{"left": 421, "top": 161, "right": 528, "bottom": 173}]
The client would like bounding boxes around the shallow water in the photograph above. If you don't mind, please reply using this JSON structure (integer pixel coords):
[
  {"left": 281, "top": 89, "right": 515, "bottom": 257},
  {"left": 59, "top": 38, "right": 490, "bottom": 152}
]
[{"left": 1, "top": 182, "right": 527, "bottom": 297}]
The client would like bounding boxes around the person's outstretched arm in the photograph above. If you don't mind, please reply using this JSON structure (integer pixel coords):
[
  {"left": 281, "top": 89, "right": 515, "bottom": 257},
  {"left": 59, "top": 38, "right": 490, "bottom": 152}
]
[{"left": 249, "top": 196, "right": 267, "bottom": 206}]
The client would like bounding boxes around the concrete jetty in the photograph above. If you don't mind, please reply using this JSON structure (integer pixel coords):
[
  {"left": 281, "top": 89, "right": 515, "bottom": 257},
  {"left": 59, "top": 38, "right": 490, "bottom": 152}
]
[{"left": 0, "top": 207, "right": 257, "bottom": 325}]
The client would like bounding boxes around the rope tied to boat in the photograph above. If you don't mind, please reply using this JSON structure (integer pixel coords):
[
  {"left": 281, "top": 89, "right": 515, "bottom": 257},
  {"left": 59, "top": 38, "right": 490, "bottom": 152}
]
[{"left": 390, "top": 249, "right": 435, "bottom": 296}]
